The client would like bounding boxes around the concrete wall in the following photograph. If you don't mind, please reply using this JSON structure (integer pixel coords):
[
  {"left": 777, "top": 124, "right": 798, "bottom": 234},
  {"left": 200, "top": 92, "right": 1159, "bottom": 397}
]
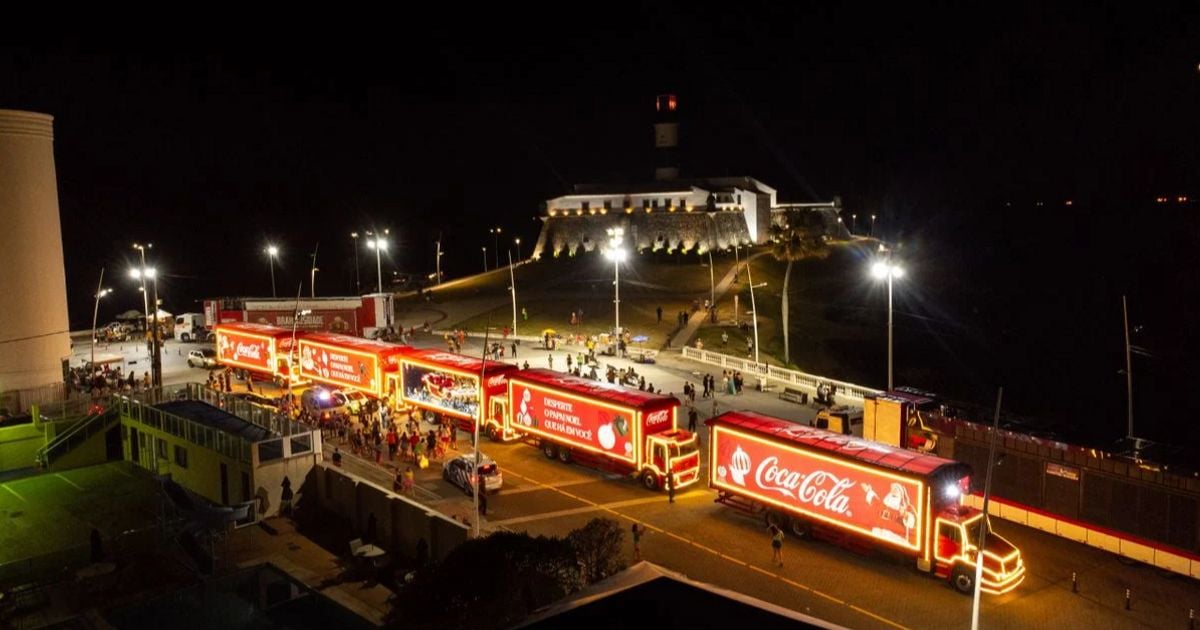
[
  {"left": 123, "top": 419, "right": 253, "bottom": 505},
  {"left": 0, "top": 110, "right": 71, "bottom": 390},
  {"left": 254, "top": 444, "right": 320, "bottom": 518},
  {"left": 314, "top": 464, "right": 468, "bottom": 562},
  {"left": 533, "top": 211, "right": 753, "bottom": 260},
  {"left": 48, "top": 424, "right": 111, "bottom": 472},
  {"left": 0, "top": 423, "right": 45, "bottom": 472}
]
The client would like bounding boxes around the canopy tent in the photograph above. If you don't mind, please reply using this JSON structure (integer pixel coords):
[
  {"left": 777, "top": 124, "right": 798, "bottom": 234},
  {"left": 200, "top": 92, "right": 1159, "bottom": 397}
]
[
  {"left": 150, "top": 309, "right": 173, "bottom": 321},
  {"left": 116, "top": 309, "right": 143, "bottom": 321}
]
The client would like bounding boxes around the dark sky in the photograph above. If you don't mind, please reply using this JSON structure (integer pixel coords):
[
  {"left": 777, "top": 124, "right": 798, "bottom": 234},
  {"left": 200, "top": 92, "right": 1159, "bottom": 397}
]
[{"left": 3, "top": 6, "right": 1199, "bottom": 437}]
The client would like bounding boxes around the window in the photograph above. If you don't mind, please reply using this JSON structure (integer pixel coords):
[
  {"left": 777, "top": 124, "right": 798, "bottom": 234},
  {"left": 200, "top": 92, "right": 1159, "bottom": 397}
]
[
  {"left": 603, "top": 200, "right": 612, "bottom": 211},
  {"left": 156, "top": 438, "right": 167, "bottom": 459},
  {"left": 174, "top": 445, "right": 188, "bottom": 468},
  {"left": 643, "top": 199, "right": 650, "bottom": 209},
  {"left": 581, "top": 201, "right": 589, "bottom": 211}
]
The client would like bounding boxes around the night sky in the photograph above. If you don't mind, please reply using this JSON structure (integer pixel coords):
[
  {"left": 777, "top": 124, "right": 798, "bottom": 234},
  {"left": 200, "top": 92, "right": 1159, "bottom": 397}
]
[{"left": 4, "top": 6, "right": 1199, "bottom": 443}]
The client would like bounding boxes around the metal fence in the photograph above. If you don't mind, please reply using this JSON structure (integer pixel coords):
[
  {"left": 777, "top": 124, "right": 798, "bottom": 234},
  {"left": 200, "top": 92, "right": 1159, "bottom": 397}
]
[
  {"left": 115, "top": 388, "right": 254, "bottom": 463},
  {"left": 0, "top": 382, "right": 78, "bottom": 415},
  {"left": 679, "top": 347, "right": 882, "bottom": 401}
]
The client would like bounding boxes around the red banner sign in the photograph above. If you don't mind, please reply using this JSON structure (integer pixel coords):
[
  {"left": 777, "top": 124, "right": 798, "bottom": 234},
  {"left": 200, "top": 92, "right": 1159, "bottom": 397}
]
[
  {"left": 711, "top": 425, "right": 925, "bottom": 550},
  {"left": 246, "top": 309, "right": 358, "bottom": 334},
  {"left": 298, "top": 340, "right": 378, "bottom": 393},
  {"left": 511, "top": 382, "right": 637, "bottom": 463},
  {"left": 216, "top": 330, "right": 273, "bottom": 372}
]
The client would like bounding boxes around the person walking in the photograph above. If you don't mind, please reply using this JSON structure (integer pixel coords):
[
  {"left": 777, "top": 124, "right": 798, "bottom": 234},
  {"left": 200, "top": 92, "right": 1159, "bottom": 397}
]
[
  {"left": 631, "top": 523, "right": 644, "bottom": 561},
  {"left": 666, "top": 472, "right": 676, "bottom": 503},
  {"left": 511, "top": 341, "right": 517, "bottom": 357},
  {"left": 403, "top": 466, "right": 415, "bottom": 495},
  {"left": 769, "top": 523, "right": 785, "bottom": 566},
  {"left": 688, "top": 406, "right": 699, "bottom": 433}
]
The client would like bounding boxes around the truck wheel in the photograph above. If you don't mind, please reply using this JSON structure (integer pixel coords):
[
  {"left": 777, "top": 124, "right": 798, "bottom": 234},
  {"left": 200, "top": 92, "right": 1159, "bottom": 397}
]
[
  {"left": 789, "top": 517, "right": 811, "bottom": 538},
  {"left": 557, "top": 448, "right": 572, "bottom": 463},
  {"left": 486, "top": 425, "right": 500, "bottom": 441},
  {"left": 640, "top": 469, "right": 660, "bottom": 491},
  {"left": 542, "top": 442, "right": 557, "bottom": 459},
  {"left": 951, "top": 565, "right": 975, "bottom": 594}
]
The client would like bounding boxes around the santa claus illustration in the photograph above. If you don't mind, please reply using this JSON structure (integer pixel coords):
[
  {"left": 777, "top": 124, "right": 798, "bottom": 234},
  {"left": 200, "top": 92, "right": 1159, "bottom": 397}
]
[{"left": 862, "top": 482, "right": 917, "bottom": 544}]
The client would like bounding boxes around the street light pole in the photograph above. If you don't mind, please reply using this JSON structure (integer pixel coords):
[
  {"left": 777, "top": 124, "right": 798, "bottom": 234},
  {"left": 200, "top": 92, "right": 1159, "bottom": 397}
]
[
  {"left": 707, "top": 249, "right": 716, "bottom": 322},
  {"left": 509, "top": 250, "right": 518, "bottom": 337},
  {"left": 90, "top": 267, "right": 110, "bottom": 373},
  {"left": 514, "top": 238, "right": 522, "bottom": 262},
  {"left": 490, "top": 227, "right": 501, "bottom": 269},
  {"left": 604, "top": 227, "right": 627, "bottom": 334},
  {"left": 436, "top": 237, "right": 443, "bottom": 285},
  {"left": 482, "top": 247, "right": 487, "bottom": 273},
  {"left": 266, "top": 245, "right": 279, "bottom": 297},
  {"left": 365, "top": 235, "right": 388, "bottom": 294},
  {"left": 745, "top": 264, "right": 762, "bottom": 365},
  {"left": 309, "top": 243, "right": 319, "bottom": 299},
  {"left": 871, "top": 254, "right": 904, "bottom": 391},
  {"left": 350, "top": 232, "right": 361, "bottom": 294}
]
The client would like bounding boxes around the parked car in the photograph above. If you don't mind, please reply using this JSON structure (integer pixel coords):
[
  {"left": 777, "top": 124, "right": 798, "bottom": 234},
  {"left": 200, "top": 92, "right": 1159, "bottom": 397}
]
[
  {"left": 187, "top": 348, "right": 218, "bottom": 368},
  {"left": 334, "top": 390, "right": 371, "bottom": 415},
  {"left": 300, "top": 387, "right": 347, "bottom": 421},
  {"left": 442, "top": 452, "right": 503, "bottom": 494}
]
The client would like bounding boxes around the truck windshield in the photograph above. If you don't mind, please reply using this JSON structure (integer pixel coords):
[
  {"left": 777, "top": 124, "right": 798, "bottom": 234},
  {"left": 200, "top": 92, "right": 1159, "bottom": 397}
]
[{"left": 964, "top": 518, "right": 985, "bottom": 548}]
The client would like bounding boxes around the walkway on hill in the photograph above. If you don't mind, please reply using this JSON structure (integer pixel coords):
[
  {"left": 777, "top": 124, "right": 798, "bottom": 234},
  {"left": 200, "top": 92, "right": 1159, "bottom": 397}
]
[{"left": 668, "top": 252, "right": 766, "bottom": 349}]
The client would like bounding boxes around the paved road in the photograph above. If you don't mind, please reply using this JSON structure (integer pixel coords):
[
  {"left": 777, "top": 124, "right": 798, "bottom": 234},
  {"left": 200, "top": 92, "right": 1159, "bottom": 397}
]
[{"left": 84, "top": 333, "right": 1200, "bottom": 628}]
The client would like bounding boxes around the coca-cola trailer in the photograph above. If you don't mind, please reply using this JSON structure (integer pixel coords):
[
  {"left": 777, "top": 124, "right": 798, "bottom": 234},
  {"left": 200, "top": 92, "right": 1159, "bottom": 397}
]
[
  {"left": 203, "top": 294, "right": 394, "bottom": 338},
  {"left": 708, "top": 411, "right": 1025, "bottom": 594},
  {"left": 494, "top": 369, "right": 701, "bottom": 492},
  {"left": 214, "top": 322, "right": 303, "bottom": 385}
]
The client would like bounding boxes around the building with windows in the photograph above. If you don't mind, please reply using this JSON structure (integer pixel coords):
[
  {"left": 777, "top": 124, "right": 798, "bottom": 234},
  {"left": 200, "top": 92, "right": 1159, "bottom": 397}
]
[{"left": 531, "top": 96, "right": 847, "bottom": 259}]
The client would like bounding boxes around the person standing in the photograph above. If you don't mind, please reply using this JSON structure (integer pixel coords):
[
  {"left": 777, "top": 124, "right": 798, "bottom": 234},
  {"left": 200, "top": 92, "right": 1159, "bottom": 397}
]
[
  {"left": 688, "top": 406, "right": 699, "bottom": 433},
  {"left": 656, "top": 305, "right": 663, "bottom": 323},
  {"left": 666, "top": 472, "right": 675, "bottom": 503},
  {"left": 511, "top": 341, "right": 517, "bottom": 358},
  {"left": 631, "top": 523, "right": 644, "bottom": 561},
  {"left": 769, "top": 524, "right": 785, "bottom": 566},
  {"left": 548, "top": 354, "right": 554, "bottom": 370}
]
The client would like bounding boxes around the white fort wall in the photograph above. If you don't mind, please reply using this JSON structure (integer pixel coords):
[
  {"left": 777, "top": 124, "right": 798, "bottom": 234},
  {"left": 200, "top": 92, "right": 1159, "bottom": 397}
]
[{"left": 0, "top": 110, "right": 71, "bottom": 390}]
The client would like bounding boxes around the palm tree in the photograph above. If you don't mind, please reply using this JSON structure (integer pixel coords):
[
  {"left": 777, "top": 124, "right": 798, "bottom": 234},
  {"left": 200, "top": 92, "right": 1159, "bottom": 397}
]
[{"left": 769, "top": 219, "right": 829, "bottom": 365}]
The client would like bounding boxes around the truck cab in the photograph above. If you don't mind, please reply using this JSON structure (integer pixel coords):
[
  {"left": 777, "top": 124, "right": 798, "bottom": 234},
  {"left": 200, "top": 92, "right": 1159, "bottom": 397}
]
[
  {"left": 812, "top": 405, "right": 863, "bottom": 436},
  {"left": 934, "top": 505, "right": 1025, "bottom": 594},
  {"left": 174, "top": 313, "right": 210, "bottom": 342},
  {"left": 642, "top": 429, "right": 701, "bottom": 491}
]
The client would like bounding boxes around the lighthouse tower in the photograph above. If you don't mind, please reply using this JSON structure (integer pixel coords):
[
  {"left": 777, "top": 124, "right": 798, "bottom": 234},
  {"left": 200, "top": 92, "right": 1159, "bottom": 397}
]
[
  {"left": 0, "top": 110, "right": 71, "bottom": 390},
  {"left": 653, "top": 94, "right": 680, "bottom": 181}
]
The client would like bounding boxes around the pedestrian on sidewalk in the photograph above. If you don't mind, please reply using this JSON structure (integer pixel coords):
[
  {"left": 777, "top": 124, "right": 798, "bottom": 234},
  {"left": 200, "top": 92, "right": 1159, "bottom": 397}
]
[
  {"left": 769, "top": 524, "right": 785, "bottom": 566},
  {"left": 667, "top": 472, "right": 676, "bottom": 503},
  {"left": 631, "top": 523, "right": 644, "bottom": 561},
  {"left": 511, "top": 341, "right": 517, "bottom": 357},
  {"left": 688, "top": 406, "right": 699, "bottom": 433},
  {"left": 722, "top": 330, "right": 729, "bottom": 346},
  {"left": 548, "top": 354, "right": 554, "bottom": 370},
  {"left": 479, "top": 490, "right": 488, "bottom": 517},
  {"left": 656, "top": 305, "right": 663, "bottom": 323},
  {"left": 403, "top": 466, "right": 415, "bottom": 495}
]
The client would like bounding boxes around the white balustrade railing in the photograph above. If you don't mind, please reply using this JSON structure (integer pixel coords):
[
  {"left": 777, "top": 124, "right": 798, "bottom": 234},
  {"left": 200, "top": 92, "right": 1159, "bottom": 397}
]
[{"left": 679, "top": 347, "right": 882, "bottom": 401}]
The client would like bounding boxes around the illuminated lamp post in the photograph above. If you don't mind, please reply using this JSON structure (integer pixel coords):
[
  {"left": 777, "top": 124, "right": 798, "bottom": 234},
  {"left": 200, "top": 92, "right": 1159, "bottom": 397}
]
[
  {"left": 514, "top": 237, "right": 522, "bottom": 262},
  {"left": 481, "top": 247, "right": 487, "bottom": 273},
  {"left": 266, "top": 244, "right": 279, "bottom": 297},
  {"left": 870, "top": 252, "right": 904, "bottom": 391},
  {"left": 130, "top": 266, "right": 162, "bottom": 387},
  {"left": 489, "top": 227, "right": 502, "bottom": 269},
  {"left": 90, "top": 267, "right": 111, "bottom": 372},
  {"left": 350, "top": 232, "right": 361, "bottom": 294},
  {"left": 367, "top": 236, "right": 388, "bottom": 293},
  {"left": 603, "top": 227, "right": 627, "bottom": 334}
]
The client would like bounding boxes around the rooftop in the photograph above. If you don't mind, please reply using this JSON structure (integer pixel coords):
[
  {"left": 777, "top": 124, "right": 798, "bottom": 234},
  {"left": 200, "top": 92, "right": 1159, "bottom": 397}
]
[{"left": 154, "top": 400, "right": 274, "bottom": 442}]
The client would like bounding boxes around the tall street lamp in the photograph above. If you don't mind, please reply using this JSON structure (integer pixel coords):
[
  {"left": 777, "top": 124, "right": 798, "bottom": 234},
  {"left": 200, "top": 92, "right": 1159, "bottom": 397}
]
[
  {"left": 871, "top": 255, "right": 905, "bottom": 391},
  {"left": 132, "top": 243, "right": 151, "bottom": 338},
  {"left": 603, "top": 227, "right": 627, "bottom": 334},
  {"left": 851, "top": 213, "right": 857, "bottom": 234},
  {"left": 435, "top": 238, "right": 444, "bottom": 285},
  {"left": 870, "top": 214, "right": 877, "bottom": 237},
  {"left": 266, "top": 244, "right": 279, "bottom": 297},
  {"left": 482, "top": 247, "right": 488, "bottom": 273},
  {"left": 489, "top": 227, "right": 502, "bottom": 269},
  {"left": 90, "top": 267, "right": 111, "bottom": 372},
  {"left": 745, "top": 264, "right": 765, "bottom": 366},
  {"left": 514, "top": 237, "right": 522, "bottom": 262},
  {"left": 350, "top": 232, "right": 361, "bottom": 294},
  {"left": 508, "top": 250, "right": 518, "bottom": 337},
  {"left": 366, "top": 236, "right": 388, "bottom": 293},
  {"left": 130, "top": 266, "right": 161, "bottom": 387}
]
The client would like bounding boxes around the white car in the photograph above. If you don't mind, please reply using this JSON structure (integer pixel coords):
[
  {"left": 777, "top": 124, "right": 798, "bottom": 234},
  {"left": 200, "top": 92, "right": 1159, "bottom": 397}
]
[
  {"left": 187, "top": 349, "right": 218, "bottom": 368},
  {"left": 333, "top": 390, "right": 370, "bottom": 415},
  {"left": 442, "top": 452, "right": 503, "bottom": 494}
]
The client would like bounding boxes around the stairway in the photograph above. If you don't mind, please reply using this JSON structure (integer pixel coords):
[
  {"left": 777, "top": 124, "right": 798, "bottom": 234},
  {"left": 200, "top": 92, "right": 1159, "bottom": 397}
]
[{"left": 34, "top": 410, "right": 118, "bottom": 470}]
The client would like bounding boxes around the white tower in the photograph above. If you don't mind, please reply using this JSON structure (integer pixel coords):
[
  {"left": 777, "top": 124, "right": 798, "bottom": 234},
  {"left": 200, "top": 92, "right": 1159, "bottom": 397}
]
[{"left": 0, "top": 110, "right": 71, "bottom": 390}]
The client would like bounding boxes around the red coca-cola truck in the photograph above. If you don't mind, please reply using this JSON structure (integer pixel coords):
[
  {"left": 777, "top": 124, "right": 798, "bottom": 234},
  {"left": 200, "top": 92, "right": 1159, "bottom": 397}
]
[
  {"left": 708, "top": 411, "right": 1025, "bottom": 594},
  {"left": 493, "top": 369, "right": 701, "bottom": 491}
]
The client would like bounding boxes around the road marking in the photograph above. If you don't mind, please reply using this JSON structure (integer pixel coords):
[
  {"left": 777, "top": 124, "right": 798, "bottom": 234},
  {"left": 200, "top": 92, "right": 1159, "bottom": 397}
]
[
  {"left": 502, "top": 467, "right": 913, "bottom": 630},
  {"left": 491, "top": 492, "right": 707, "bottom": 526},
  {"left": 849, "top": 604, "right": 910, "bottom": 630},
  {"left": 56, "top": 474, "right": 84, "bottom": 491},
  {"left": 501, "top": 477, "right": 618, "bottom": 495},
  {"left": 2, "top": 485, "right": 26, "bottom": 502}
]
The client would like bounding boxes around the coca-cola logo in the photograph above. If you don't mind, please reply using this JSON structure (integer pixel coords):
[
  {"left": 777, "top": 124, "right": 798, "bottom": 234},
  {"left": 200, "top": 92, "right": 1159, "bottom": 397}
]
[
  {"left": 753, "top": 456, "right": 854, "bottom": 516},
  {"left": 645, "top": 409, "right": 669, "bottom": 427},
  {"left": 487, "top": 375, "right": 507, "bottom": 389},
  {"left": 234, "top": 342, "right": 264, "bottom": 361}
]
